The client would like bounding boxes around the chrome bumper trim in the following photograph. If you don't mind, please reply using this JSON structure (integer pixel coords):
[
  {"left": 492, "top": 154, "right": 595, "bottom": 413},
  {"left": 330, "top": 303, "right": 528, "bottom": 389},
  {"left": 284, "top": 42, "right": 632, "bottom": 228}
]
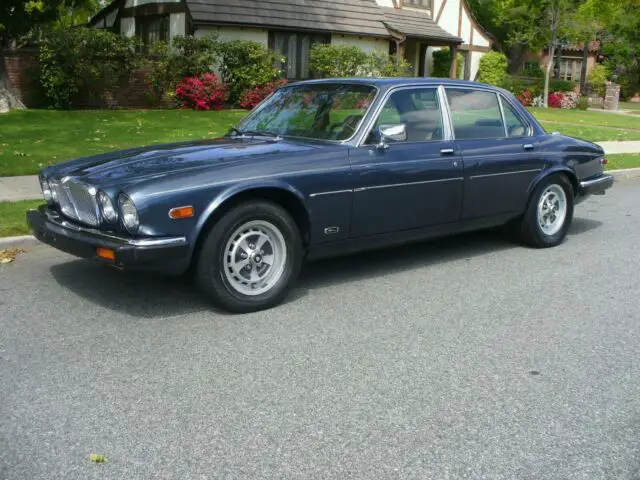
[
  {"left": 43, "top": 209, "right": 187, "bottom": 247},
  {"left": 579, "top": 174, "right": 614, "bottom": 189}
]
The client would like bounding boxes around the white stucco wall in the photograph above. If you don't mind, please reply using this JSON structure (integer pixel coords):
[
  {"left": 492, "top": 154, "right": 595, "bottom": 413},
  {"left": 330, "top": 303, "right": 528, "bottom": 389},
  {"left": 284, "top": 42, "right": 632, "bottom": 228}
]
[
  {"left": 195, "top": 26, "right": 268, "bottom": 46},
  {"left": 121, "top": 17, "right": 135, "bottom": 37},
  {"left": 433, "top": 0, "right": 460, "bottom": 39},
  {"left": 330, "top": 35, "right": 389, "bottom": 54},
  {"left": 169, "top": 12, "right": 186, "bottom": 38},
  {"left": 373, "top": 0, "right": 395, "bottom": 6},
  {"left": 124, "top": 0, "right": 179, "bottom": 7},
  {"left": 469, "top": 50, "right": 484, "bottom": 80},
  {"left": 460, "top": 10, "right": 472, "bottom": 44}
]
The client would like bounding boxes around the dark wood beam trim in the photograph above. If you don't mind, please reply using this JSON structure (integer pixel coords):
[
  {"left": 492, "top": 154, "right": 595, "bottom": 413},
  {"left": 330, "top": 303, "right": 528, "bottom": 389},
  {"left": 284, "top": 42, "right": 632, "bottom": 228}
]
[
  {"left": 457, "top": 0, "right": 463, "bottom": 37},
  {"left": 435, "top": 0, "right": 448, "bottom": 23},
  {"left": 121, "top": 3, "right": 186, "bottom": 18},
  {"left": 449, "top": 45, "right": 458, "bottom": 79},
  {"left": 458, "top": 44, "right": 490, "bottom": 52}
]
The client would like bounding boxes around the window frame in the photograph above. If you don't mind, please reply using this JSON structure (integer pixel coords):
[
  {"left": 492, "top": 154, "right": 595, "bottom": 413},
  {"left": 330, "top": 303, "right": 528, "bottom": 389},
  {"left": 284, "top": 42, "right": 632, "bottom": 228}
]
[
  {"left": 135, "top": 14, "right": 169, "bottom": 51},
  {"left": 360, "top": 85, "right": 452, "bottom": 146},
  {"left": 442, "top": 86, "right": 533, "bottom": 141},
  {"left": 402, "top": 0, "right": 433, "bottom": 10}
]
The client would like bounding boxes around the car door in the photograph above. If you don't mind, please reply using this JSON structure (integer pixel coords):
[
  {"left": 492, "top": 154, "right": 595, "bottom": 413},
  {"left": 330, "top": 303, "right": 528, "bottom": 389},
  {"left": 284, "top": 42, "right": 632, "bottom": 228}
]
[
  {"left": 348, "top": 86, "right": 464, "bottom": 237},
  {"left": 444, "top": 87, "right": 545, "bottom": 220}
]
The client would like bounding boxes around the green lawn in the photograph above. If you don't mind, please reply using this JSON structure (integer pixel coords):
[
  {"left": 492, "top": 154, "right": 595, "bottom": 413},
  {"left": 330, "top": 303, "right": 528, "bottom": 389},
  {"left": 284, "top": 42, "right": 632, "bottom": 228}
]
[
  {"left": 619, "top": 101, "right": 640, "bottom": 111},
  {"left": 0, "top": 109, "right": 247, "bottom": 176},
  {"left": 1, "top": 107, "right": 640, "bottom": 177},
  {"left": 530, "top": 107, "right": 640, "bottom": 141},
  {"left": 0, "top": 200, "right": 42, "bottom": 237}
]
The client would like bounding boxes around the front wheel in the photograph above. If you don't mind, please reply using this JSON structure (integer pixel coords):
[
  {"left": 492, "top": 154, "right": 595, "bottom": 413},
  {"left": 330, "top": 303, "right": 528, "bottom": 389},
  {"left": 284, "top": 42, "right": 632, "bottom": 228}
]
[
  {"left": 195, "top": 200, "right": 303, "bottom": 313},
  {"left": 517, "top": 174, "right": 574, "bottom": 248}
]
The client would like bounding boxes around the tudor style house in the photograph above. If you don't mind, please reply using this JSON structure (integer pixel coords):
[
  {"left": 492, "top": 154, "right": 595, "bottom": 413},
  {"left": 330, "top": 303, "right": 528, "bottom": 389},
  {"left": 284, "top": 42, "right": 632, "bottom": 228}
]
[{"left": 89, "top": 0, "right": 493, "bottom": 81}]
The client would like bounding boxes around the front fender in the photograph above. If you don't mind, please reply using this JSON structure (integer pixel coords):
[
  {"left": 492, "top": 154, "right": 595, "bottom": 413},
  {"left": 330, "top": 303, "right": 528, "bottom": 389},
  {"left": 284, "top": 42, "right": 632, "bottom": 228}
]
[{"left": 191, "top": 179, "right": 309, "bottom": 242}]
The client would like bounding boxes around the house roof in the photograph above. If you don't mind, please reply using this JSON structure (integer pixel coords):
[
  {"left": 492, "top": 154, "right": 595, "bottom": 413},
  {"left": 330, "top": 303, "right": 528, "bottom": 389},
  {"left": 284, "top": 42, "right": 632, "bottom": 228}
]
[
  {"left": 563, "top": 40, "right": 600, "bottom": 53},
  {"left": 381, "top": 7, "right": 462, "bottom": 44},
  {"left": 186, "top": 0, "right": 390, "bottom": 37}
]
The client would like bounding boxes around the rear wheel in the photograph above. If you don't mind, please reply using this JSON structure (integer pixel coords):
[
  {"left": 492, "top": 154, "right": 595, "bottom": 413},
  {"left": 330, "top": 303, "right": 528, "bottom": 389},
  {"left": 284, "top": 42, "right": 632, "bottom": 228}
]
[
  {"left": 517, "top": 174, "right": 574, "bottom": 248},
  {"left": 195, "top": 200, "right": 302, "bottom": 313}
]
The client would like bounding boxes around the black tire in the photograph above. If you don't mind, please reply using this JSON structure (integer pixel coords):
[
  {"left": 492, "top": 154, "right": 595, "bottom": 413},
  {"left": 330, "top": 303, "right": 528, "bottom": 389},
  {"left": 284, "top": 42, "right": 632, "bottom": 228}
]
[
  {"left": 517, "top": 174, "right": 574, "bottom": 248},
  {"left": 195, "top": 200, "right": 303, "bottom": 313}
]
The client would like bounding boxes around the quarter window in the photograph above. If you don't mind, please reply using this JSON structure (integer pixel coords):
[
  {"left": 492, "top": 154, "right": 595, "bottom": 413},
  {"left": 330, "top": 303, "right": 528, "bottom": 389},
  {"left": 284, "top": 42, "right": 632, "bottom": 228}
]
[
  {"left": 446, "top": 88, "right": 505, "bottom": 140},
  {"left": 367, "top": 87, "right": 444, "bottom": 144},
  {"left": 501, "top": 98, "right": 529, "bottom": 137}
]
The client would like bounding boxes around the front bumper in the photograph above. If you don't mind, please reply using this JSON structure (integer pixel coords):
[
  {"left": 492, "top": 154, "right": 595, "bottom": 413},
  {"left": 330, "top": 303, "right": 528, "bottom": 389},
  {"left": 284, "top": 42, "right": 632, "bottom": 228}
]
[{"left": 27, "top": 206, "right": 190, "bottom": 273}]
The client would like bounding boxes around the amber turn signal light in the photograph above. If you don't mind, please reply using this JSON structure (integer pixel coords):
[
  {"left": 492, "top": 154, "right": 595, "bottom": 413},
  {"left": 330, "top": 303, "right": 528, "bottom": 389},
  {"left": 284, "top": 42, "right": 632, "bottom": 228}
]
[
  {"left": 96, "top": 247, "right": 116, "bottom": 261},
  {"left": 169, "top": 206, "right": 195, "bottom": 219}
]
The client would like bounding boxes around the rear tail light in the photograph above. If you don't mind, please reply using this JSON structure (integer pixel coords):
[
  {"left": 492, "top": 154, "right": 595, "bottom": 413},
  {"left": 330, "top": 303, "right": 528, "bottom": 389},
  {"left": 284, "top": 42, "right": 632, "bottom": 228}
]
[{"left": 600, "top": 157, "right": 608, "bottom": 166}]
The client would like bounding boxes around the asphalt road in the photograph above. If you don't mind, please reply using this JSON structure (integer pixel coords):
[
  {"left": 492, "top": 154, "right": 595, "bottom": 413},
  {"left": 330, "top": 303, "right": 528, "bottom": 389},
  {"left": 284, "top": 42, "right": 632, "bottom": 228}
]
[{"left": 2, "top": 179, "right": 640, "bottom": 480}]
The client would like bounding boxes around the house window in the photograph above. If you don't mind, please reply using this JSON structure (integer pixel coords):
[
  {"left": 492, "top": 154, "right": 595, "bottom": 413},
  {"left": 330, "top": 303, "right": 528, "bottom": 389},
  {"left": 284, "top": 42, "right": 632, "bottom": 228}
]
[
  {"left": 268, "top": 31, "right": 329, "bottom": 80},
  {"left": 403, "top": 0, "right": 433, "bottom": 10},
  {"left": 558, "top": 57, "right": 583, "bottom": 81},
  {"left": 136, "top": 15, "right": 169, "bottom": 50}
]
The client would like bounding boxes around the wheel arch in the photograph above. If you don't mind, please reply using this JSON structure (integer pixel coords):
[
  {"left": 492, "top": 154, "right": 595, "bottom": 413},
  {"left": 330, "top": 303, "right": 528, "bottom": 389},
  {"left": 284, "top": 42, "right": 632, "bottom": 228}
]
[
  {"left": 190, "top": 181, "right": 311, "bottom": 267},
  {"left": 528, "top": 166, "right": 579, "bottom": 199}
]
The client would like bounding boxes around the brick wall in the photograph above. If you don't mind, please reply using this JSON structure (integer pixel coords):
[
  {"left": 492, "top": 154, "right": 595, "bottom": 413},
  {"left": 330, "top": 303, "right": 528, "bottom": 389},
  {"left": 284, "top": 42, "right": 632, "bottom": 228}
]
[
  {"left": 1, "top": 48, "right": 168, "bottom": 108},
  {"left": 2, "top": 48, "right": 40, "bottom": 107}
]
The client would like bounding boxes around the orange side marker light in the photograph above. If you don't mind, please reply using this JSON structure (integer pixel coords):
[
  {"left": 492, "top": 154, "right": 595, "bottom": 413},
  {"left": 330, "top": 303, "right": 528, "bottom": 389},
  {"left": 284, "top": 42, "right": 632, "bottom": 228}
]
[
  {"left": 96, "top": 248, "right": 116, "bottom": 261},
  {"left": 169, "top": 206, "right": 195, "bottom": 219}
]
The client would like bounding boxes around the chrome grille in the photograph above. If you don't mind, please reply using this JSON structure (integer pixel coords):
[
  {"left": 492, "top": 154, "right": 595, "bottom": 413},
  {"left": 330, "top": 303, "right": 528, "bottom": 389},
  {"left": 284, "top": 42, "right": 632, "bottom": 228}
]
[{"left": 50, "top": 179, "right": 100, "bottom": 227}]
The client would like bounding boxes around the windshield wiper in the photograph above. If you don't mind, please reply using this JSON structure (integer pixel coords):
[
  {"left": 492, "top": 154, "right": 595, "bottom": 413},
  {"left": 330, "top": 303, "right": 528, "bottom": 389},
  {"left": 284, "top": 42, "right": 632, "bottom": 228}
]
[{"left": 228, "top": 127, "right": 280, "bottom": 139}]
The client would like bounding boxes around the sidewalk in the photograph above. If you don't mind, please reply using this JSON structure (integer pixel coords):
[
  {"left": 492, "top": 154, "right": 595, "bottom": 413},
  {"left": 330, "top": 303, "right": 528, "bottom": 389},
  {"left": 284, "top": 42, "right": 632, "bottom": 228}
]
[{"left": 2, "top": 141, "right": 640, "bottom": 202}]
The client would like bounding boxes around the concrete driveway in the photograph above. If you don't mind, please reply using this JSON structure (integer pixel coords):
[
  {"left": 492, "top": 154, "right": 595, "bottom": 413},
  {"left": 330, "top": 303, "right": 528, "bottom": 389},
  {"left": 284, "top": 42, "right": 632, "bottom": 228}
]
[{"left": 1, "top": 179, "right": 639, "bottom": 480}]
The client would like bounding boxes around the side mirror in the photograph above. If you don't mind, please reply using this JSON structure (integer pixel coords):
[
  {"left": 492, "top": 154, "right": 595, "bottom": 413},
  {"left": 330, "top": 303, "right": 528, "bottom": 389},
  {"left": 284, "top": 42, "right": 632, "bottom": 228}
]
[{"left": 377, "top": 124, "right": 407, "bottom": 149}]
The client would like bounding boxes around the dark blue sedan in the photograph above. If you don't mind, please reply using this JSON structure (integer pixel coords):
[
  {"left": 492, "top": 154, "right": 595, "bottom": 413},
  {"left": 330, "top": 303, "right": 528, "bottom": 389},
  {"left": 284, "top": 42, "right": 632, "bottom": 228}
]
[{"left": 28, "top": 78, "right": 613, "bottom": 312}]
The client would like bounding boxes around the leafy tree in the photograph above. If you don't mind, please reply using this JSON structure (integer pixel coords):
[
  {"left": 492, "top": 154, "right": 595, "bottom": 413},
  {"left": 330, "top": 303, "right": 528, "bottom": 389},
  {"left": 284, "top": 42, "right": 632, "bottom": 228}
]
[
  {"left": 477, "top": 51, "right": 508, "bottom": 86},
  {"left": 309, "top": 44, "right": 369, "bottom": 78}
]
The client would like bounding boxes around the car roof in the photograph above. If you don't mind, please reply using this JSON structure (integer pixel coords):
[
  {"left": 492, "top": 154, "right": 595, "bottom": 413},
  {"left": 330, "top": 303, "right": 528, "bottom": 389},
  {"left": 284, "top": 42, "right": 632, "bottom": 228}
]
[{"left": 289, "top": 77, "right": 496, "bottom": 90}]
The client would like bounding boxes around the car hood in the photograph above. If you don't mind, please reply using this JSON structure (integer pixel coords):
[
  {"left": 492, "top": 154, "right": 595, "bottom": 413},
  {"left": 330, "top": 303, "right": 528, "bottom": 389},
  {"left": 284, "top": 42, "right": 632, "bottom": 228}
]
[{"left": 44, "top": 137, "right": 320, "bottom": 187}]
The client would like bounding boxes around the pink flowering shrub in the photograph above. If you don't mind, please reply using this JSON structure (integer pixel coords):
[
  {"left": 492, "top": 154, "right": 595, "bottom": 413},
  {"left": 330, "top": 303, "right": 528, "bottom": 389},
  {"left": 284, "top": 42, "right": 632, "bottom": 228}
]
[
  {"left": 239, "top": 79, "right": 288, "bottom": 109},
  {"left": 175, "top": 73, "right": 227, "bottom": 110},
  {"left": 560, "top": 91, "right": 579, "bottom": 109}
]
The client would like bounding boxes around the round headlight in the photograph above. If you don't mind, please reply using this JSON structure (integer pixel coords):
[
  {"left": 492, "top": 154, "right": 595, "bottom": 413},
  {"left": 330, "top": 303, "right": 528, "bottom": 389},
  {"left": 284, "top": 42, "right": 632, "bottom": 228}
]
[
  {"left": 40, "top": 179, "right": 52, "bottom": 202},
  {"left": 97, "top": 191, "right": 117, "bottom": 223},
  {"left": 118, "top": 194, "right": 139, "bottom": 233}
]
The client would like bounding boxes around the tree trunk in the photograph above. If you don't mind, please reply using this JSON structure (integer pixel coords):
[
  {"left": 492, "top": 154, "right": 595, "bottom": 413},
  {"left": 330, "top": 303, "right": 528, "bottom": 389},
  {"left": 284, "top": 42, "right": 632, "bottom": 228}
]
[
  {"left": 544, "top": 43, "right": 556, "bottom": 108},
  {"left": 580, "top": 39, "right": 590, "bottom": 94}
]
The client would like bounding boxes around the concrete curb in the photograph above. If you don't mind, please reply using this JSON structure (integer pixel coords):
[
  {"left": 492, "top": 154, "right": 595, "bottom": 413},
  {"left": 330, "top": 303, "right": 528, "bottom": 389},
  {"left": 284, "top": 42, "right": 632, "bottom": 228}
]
[
  {"left": 0, "top": 235, "right": 40, "bottom": 249},
  {"left": 609, "top": 167, "right": 640, "bottom": 179}
]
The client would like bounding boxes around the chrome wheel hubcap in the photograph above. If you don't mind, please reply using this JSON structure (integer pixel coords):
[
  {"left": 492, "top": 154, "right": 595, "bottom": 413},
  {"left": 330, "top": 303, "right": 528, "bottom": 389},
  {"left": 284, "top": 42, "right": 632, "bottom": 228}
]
[
  {"left": 537, "top": 184, "right": 567, "bottom": 236},
  {"left": 223, "top": 220, "right": 287, "bottom": 296}
]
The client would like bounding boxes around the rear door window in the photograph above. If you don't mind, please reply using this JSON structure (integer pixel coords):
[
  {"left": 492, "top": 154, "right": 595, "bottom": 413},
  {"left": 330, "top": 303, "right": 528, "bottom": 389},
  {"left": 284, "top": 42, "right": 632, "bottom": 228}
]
[{"left": 445, "top": 88, "right": 505, "bottom": 140}]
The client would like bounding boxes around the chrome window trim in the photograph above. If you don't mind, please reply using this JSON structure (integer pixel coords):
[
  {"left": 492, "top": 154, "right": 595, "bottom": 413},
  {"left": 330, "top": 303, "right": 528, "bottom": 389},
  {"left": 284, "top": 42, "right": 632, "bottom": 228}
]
[
  {"left": 497, "top": 93, "right": 509, "bottom": 137},
  {"left": 356, "top": 84, "right": 451, "bottom": 148},
  {"left": 443, "top": 86, "right": 535, "bottom": 141},
  {"left": 469, "top": 168, "right": 541, "bottom": 180},
  {"left": 353, "top": 177, "right": 463, "bottom": 192},
  {"left": 498, "top": 93, "right": 534, "bottom": 137}
]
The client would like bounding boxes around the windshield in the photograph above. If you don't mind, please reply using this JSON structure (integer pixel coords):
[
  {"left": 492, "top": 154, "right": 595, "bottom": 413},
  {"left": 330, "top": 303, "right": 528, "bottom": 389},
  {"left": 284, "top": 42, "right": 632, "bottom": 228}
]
[{"left": 235, "top": 83, "right": 377, "bottom": 141}]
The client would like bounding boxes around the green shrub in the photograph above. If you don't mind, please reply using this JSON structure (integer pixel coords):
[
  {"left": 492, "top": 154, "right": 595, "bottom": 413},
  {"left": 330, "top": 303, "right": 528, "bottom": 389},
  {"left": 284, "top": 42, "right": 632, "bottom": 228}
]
[
  {"left": 548, "top": 79, "right": 577, "bottom": 93},
  {"left": 432, "top": 48, "right": 463, "bottom": 78},
  {"left": 216, "top": 40, "right": 282, "bottom": 104},
  {"left": 477, "top": 51, "right": 508, "bottom": 86},
  {"left": 588, "top": 64, "right": 610, "bottom": 97},
  {"left": 577, "top": 96, "right": 589, "bottom": 110},
  {"left": 523, "top": 62, "right": 544, "bottom": 78},
  {"left": 365, "top": 51, "right": 412, "bottom": 77},
  {"left": 309, "top": 44, "right": 369, "bottom": 78},
  {"left": 144, "top": 35, "right": 219, "bottom": 105},
  {"left": 39, "top": 26, "right": 141, "bottom": 108}
]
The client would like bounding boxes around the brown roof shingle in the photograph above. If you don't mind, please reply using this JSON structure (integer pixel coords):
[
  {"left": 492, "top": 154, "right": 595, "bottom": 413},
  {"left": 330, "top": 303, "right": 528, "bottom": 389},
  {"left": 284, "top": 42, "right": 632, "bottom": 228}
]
[
  {"left": 187, "top": 0, "right": 390, "bottom": 37},
  {"left": 381, "top": 7, "right": 462, "bottom": 43}
]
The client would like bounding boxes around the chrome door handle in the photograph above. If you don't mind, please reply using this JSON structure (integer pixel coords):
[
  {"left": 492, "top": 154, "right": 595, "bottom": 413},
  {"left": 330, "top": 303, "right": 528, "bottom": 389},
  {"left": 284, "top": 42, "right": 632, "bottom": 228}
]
[
  {"left": 440, "top": 148, "right": 455, "bottom": 155},
  {"left": 523, "top": 144, "right": 534, "bottom": 150}
]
